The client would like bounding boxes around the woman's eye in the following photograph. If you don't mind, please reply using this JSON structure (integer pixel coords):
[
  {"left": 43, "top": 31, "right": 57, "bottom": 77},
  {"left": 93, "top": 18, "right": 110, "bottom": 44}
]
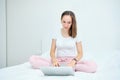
[
  {"left": 68, "top": 22, "right": 71, "bottom": 24},
  {"left": 63, "top": 21, "right": 66, "bottom": 23}
]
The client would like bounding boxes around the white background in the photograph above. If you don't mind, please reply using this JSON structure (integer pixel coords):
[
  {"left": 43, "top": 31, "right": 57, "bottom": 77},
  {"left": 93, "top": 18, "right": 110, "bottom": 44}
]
[
  {"left": 0, "top": 0, "right": 6, "bottom": 68},
  {"left": 0, "top": 0, "right": 120, "bottom": 67}
]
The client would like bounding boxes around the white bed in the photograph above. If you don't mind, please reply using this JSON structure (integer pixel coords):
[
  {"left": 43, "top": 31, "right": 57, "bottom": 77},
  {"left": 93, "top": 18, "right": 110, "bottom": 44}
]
[{"left": 0, "top": 50, "right": 120, "bottom": 80}]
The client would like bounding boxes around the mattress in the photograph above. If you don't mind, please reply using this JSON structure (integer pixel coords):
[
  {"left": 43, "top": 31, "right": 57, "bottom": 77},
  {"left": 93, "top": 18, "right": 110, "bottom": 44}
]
[{"left": 0, "top": 50, "right": 120, "bottom": 80}]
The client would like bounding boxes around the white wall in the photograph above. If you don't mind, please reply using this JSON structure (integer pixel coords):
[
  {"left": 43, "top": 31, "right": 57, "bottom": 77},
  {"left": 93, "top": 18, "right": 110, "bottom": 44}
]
[
  {"left": 0, "top": 0, "right": 6, "bottom": 68},
  {"left": 7, "top": 0, "right": 120, "bottom": 66},
  {"left": 76, "top": 0, "right": 120, "bottom": 52},
  {"left": 7, "top": 0, "right": 43, "bottom": 66},
  {"left": 40, "top": 0, "right": 120, "bottom": 52}
]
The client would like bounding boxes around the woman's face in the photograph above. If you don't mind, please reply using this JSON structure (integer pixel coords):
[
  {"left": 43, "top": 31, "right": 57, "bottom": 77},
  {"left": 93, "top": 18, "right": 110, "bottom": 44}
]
[{"left": 61, "top": 15, "right": 72, "bottom": 30}]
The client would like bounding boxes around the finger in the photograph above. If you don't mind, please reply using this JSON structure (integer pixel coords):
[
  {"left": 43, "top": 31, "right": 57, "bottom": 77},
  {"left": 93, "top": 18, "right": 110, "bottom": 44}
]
[
  {"left": 55, "top": 63, "right": 59, "bottom": 67},
  {"left": 54, "top": 63, "right": 58, "bottom": 67},
  {"left": 57, "top": 63, "right": 60, "bottom": 67},
  {"left": 53, "top": 63, "right": 56, "bottom": 67},
  {"left": 55, "top": 64, "right": 58, "bottom": 67},
  {"left": 54, "top": 63, "right": 57, "bottom": 67}
]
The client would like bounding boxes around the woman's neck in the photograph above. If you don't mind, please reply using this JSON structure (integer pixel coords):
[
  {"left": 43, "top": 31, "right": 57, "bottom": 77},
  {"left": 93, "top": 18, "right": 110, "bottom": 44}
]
[{"left": 61, "top": 28, "right": 70, "bottom": 37}]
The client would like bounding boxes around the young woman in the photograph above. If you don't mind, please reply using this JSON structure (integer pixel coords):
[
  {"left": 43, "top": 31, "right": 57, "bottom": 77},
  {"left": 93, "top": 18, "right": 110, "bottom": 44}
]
[{"left": 29, "top": 11, "right": 97, "bottom": 73}]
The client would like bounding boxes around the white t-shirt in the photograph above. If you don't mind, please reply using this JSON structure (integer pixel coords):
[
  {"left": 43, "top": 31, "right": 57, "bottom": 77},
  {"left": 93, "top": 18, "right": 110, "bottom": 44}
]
[{"left": 52, "top": 28, "right": 81, "bottom": 57}]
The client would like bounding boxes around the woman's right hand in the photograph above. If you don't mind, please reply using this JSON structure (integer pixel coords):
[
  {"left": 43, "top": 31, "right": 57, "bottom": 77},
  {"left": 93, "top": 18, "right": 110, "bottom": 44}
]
[{"left": 51, "top": 58, "right": 60, "bottom": 67}]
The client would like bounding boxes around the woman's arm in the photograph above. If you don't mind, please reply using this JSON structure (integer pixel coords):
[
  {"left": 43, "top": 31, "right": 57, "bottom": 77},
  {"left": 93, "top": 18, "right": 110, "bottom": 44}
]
[
  {"left": 67, "top": 41, "right": 83, "bottom": 67},
  {"left": 50, "top": 39, "right": 56, "bottom": 59},
  {"left": 50, "top": 39, "right": 60, "bottom": 67},
  {"left": 75, "top": 41, "right": 83, "bottom": 61}
]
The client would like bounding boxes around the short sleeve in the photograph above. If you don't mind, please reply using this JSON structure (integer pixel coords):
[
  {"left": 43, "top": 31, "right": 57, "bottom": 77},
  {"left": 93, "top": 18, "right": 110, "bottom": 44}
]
[
  {"left": 50, "top": 30, "right": 59, "bottom": 40},
  {"left": 52, "top": 32, "right": 57, "bottom": 39},
  {"left": 74, "top": 35, "right": 82, "bottom": 43}
]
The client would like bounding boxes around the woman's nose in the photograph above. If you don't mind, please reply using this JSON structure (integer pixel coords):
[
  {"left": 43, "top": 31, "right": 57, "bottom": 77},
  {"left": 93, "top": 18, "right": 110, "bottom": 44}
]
[{"left": 64, "top": 23, "right": 68, "bottom": 27}]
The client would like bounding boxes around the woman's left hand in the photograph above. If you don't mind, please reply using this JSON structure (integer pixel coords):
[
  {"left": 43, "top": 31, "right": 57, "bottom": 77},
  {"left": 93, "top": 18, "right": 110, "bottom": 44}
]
[{"left": 67, "top": 60, "right": 76, "bottom": 67}]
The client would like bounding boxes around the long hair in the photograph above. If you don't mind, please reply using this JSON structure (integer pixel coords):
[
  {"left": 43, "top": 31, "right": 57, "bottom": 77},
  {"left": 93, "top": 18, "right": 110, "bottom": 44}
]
[{"left": 61, "top": 11, "right": 77, "bottom": 38}]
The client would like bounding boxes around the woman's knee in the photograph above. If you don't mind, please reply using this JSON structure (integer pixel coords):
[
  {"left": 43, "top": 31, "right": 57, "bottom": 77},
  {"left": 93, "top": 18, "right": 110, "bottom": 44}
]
[
  {"left": 29, "top": 55, "right": 38, "bottom": 63},
  {"left": 88, "top": 62, "right": 97, "bottom": 73},
  {"left": 29, "top": 55, "right": 50, "bottom": 68},
  {"left": 75, "top": 60, "right": 97, "bottom": 73}
]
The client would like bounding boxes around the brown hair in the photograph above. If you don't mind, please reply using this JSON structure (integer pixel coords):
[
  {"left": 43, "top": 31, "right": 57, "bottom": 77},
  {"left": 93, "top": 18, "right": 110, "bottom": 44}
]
[{"left": 61, "top": 11, "right": 77, "bottom": 38}]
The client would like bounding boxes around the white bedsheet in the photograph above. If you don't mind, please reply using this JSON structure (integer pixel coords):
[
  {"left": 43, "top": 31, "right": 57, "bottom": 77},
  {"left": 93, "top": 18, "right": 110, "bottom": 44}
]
[{"left": 0, "top": 50, "right": 120, "bottom": 80}]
